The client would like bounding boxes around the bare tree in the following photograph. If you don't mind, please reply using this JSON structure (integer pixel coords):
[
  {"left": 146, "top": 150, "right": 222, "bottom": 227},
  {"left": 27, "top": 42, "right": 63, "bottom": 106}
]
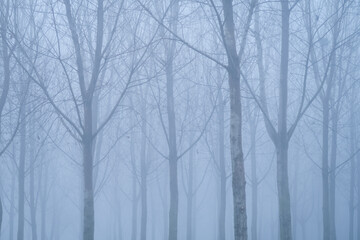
[{"left": 12, "top": 1, "right": 158, "bottom": 239}]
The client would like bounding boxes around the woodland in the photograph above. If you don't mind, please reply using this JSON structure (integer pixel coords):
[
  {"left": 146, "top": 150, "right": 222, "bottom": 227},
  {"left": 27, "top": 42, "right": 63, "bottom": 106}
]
[{"left": 0, "top": 0, "right": 359, "bottom": 240}]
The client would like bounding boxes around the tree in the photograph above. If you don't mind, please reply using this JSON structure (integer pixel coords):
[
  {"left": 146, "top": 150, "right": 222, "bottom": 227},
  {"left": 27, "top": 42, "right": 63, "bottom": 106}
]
[
  {"left": 140, "top": 0, "right": 257, "bottom": 238},
  {"left": 246, "top": 1, "right": 345, "bottom": 239},
  {"left": 13, "top": 1, "right": 157, "bottom": 239},
  {"left": 0, "top": 0, "right": 22, "bottom": 234}
]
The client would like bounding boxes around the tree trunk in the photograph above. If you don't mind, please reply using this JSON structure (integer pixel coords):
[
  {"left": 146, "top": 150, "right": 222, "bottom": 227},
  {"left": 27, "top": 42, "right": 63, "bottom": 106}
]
[
  {"left": 357, "top": 147, "right": 360, "bottom": 240},
  {"left": 186, "top": 142, "right": 194, "bottom": 240},
  {"left": 162, "top": 173, "right": 169, "bottom": 240},
  {"left": 276, "top": 143, "right": 292, "bottom": 240},
  {"left": 166, "top": 1, "right": 179, "bottom": 239},
  {"left": 40, "top": 163, "right": 48, "bottom": 240},
  {"left": 228, "top": 62, "right": 247, "bottom": 240},
  {"left": 168, "top": 158, "right": 178, "bottom": 240},
  {"left": 0, "top": 197, "right": 2, "bottom": 237},
  {"left": 30, "top": 155, "right": 38, "bottom": 240},
  {"left": 131, "top": 178, "right": 138, "bottom": 240},
  {"left": 292, "top": 152, "right": 299, "bottom": 240},
  {"left": 17, "top": 100, "right": 26, "bottom": 240},
  {"left": 9, "top": 147, "right": 16, "bottom": 240},
  {"left": 322, "top": 97, "right": 330, "bottom": 240},
  {"left": 131, "top": 129, "right": 138, "bottom": 240},
  {"left": 277, "top": 1, "right": 292, "bottom": 240},
  {"left": 163, "top": 194, "right": 168, "bottom": 240},
  {"left": 140, "top": 102, "right": 148, "bottom": 240},
  {"left": 329, "top": 109, "right": 338, "bottom": 240},
  {"left": 150, "top": 189, "right": 155, "bottom": 240},
  {"left": 250, "top": 117, "right": 257, "bottom": 240},
  {"left": 83, "top": 101, "right": 95, "bottom": 240},
  {"left": 0, "top": 2, "right": 11, "bottom": 234},
  {"left": 349, "top": 93, "right": 355, "bottom": 240},
  {"left": 30, "top": 119, "right": 38, "bottom": 240},
  {"left": 222, "top": 0, "right": 248, "bottom": 237},
  {"left": 301, "top": 222, "right": 306, "bottom": 240},
  {"left": 218, "top": 89, "right": 226, "bottom": 240},
  {"left": 116, "top": 184, "right": 123, "bottom": 240}
]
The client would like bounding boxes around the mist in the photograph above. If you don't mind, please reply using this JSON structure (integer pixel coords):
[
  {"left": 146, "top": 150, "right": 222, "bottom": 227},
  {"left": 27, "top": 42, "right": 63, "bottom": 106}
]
[{"left": 0, "top": 0, "right": 359, "bottom": 240}]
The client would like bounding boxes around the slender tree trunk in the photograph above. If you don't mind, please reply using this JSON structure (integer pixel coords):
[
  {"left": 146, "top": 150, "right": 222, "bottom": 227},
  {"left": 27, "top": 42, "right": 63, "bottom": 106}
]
[
  {"left": 168, "top": 158, "right": 178, "bottom": 240},
  {"left": 349, "top": 94, "right": 355, "bottom": 240},
  {"left": 51, "top": 191, "right": 60, "bottom": 240},
  {"left": 186, "top": 142, "right": 194, "bottom": 240},
  {"left": 166, "top": 1, "right": 179, "bottom": 239},
  {"left": 0, "top": 2, "right": 11, "bottom": 234},
  {"left": 250, "top": 117, "right": 258, "bottom": 240},
  {"left": 0, "top": 197, "right": 2, "bottom": 237},
  {"left": 357, "top": 146, "right": 360, "bottom": 240},
  {"left": 218, "top": 89, "right": 226, "bottom": 240},
  {"left": 131, "top": 129, "right": 138, "bottom": 240},
  {"left": 40, "top": 163, "right": 48, "bottom": 240},
  {"left": 228, "top": 62, "right": 247, "bottom": 240},
  {"left": 9, "top": 167, "right": 15, "bottom": 240},
  {"left": 292, "top": 152, "right": 299, "bottom": 240},
  {"left": 163, "top": 172, "right": 169, "bottom": 240},
  {"left": 131, "top": 173, "right": 138, "bottom": 240},
  {"left": 322, "top": 96, "right": 330, "bottom": 240},
  {"left": 30, "top": 118, "right": 38, "bottom": 240},
  {"left": 192, "top": 183, "right": 197, "bottom": 240},
  {"left": 140, "top": 101, "right": 148, "bottom": 240},
  {"left": 150, "top": 188, "right": 155, "bottom": 240},
  {"left": 83, "top": 101, "right": 95, "bottom": 240},
  {"left": 329, "top": 109, "right": 338, "bottom": 240},
  {"left": 276, "top": 143, "right": 292, "bottom": 240},
  {"left": 167, "top": 81, "right": 178, "bottom": 240},
  {"left": 17, "top": 100, "right": 26, "bottom": 240},
  {"left": 322, "top": 2, "right": 338, "bottom": 239},
  {"left": 116, "top": 184, "right": 123, "bottom": 240},
  {"left": 9, "top": 142, "right": 16, "bottom": 240},
  {"left": 30, "top": 154, "right": 38, "bottom": 240},
  {"left": 222, "top": 0, "right": 248, "bottom": 239},
  {"left": 277, "top": 1, "right": 292, "bottom": 239},
  {"left": 301, "top": 222, "right": 306, "bottom": 240}
]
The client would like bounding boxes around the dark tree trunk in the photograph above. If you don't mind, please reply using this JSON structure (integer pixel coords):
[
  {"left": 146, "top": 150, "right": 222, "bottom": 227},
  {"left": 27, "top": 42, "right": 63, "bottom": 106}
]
[
  {"left": 222, "top": 1, "right": 248, "bottom": 239},
  {"left": 10, "top": 168, "right": 15, "bottom": 240},
  {"left": 83, "top": 101, "right": 95, "bottom": 240},
  {"left": 186, "top": 143, "right": 194, "bottom": 240},
  {"left": 17, "top": 101, "right": 26, "bottom": 240},
  {"left": 30, "top": 118, "right": 38, "bottom": 240},
  {"left": 168, "top": 159, "right": 178, "bottom": 240},
  {"left": 276, "top": 143, "right": 292, "bottom": 240},
  {"left": 322, "top": 97, "right": 330, "bottom": 240},
  {"left": 228, "top": 63, "right": 247, "bottom": 240},
  {"left": 140, "top": 103, "right": 148, "bottom": 240},
  {"left": 349, "top": 92, "right": 355, "bottom": 240},
  {"left": 250, "top": 117, "right": 258, "bottom": 240},
  {"left": 357, "top": 150, "right": 360, "bottom": 240},
  {"left": 0, "top": 197, "right": 2, "bottom": 237},
  {"left": 301, "top": 223, "right": 306, "bottom": 240},
  {"left": 30, "top": 154, "right": 38, "bottom": 240},
  {"left": 221, "top": 0, "right": 257, "bottom": 238},
  {"left": 329, "top": 109, "right": 338, "bottom": 240},
  {"left": 40, "top": 163, "right": 48, "bottom": 240},
  {"left": 166, "top": 2, "right": 180, "bottom": 239},
  {"left": 218, "top": 89, "right": 226, "bottom": 240},
  {"left": 162, "top": 172, "right": 169, "bottom": 240},
  {"left": 277, "top": 2, "right": 292, "bottom": 239},
  {"left": 131, "top": 129, "right": 138, "bottom": 240},
  {"left": 0, "top": 2, "right": 11, "bottom": 234},
  {"left": 292, "top": 152, "right": 299, "bottom": 240}
]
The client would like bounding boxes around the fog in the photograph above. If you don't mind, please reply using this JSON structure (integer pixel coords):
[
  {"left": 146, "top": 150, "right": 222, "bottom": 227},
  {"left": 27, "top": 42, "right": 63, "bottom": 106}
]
[{"left": 0, "top": 0, "right": 359, "bottom": 240}]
